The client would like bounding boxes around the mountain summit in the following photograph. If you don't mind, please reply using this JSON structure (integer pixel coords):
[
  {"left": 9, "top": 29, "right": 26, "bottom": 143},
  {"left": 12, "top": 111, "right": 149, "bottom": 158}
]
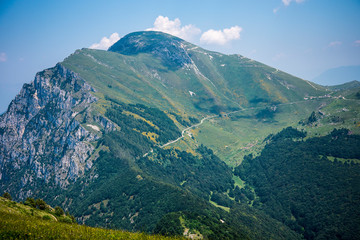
[{"left": 72, "top": 31, "right": 328, "bottom": 117}]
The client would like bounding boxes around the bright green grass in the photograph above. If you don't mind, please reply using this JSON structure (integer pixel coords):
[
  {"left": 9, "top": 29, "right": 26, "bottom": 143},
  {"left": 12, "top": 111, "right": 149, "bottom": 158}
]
[
  {"left": 327, "top": 156, "right": 360, "bottom": 165},
  {"left": 233, "top": 175, "right": 245, "bottom": 189},
  {"left": 172, "top": 97, "right": 360, "bottom": 167},
  {"left": 172, "top": 99, "right": 328, "bottom": 166},
  {"left": 302, "top": 98, "right": 360, "bottom": 137},
  {"left": 208, "top": 200, "right": 230, "bottom": 213},
  {"left": 0, "top": 197, "right": 183, "bottom": 240}
]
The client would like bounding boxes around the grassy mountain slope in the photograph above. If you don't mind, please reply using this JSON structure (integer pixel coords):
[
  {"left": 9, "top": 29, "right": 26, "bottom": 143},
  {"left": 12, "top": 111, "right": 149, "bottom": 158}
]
[
  {"left": 63, "top": 31, "right": 327, "bottom": 119},
  {"left": 171, "top": 93, "right": 360, "bottom": 166},
  {"left": 0, "top": 197, "right": 182, "bottom": 240},
  {"left": 61, "top": 30, "right": 349, "bottom": 166}
]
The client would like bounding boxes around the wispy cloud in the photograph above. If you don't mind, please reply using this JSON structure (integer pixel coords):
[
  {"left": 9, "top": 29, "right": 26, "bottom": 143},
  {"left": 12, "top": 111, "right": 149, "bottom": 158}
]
[
  {"left": 354, "top": 40, "right": 360, "bottom": 47},
  {"left": 327, "top": 41, "right": 342, "bottom": 48},
  {"left": 273, "top": 7, "right": 280, "bottom": 14},
  {"left": 0, "top": 52, "right": 7, "bottom": 62},
  {"left": 147, "top": 16, "right": 201, "bottom": 41},
  {"left": 200, "top": 26, "right": 242, "bottom": 45},
  {"left": 282, "top": 0, "right": 291, "bottom": 6},
  {"left": 89, "top": 33, "right": 120, "bottom": 50},
  {"left": 274, "top": 0, "right": 305, "bottom": 12},
  {"left": 273, "top": 52, "right": 286, "bottom": 61},
  {"left": 282, "top": 0, "right": 305, "bottom": 6}
]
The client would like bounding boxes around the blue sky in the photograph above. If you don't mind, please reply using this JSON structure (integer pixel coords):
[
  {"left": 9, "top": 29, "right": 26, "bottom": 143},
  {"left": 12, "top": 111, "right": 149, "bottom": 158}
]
[{"left": 0, "top": 0, "right": 359, "bottom": 112}]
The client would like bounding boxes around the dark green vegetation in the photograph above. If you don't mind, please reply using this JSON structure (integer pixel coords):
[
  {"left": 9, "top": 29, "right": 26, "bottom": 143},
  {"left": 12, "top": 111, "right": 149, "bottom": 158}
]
[
  {"left": 105, "top": 101, "right": 181, "bottom": 145},
  {"left": 2, "top": 31, "right": 360, "bottom": 239},
  {"left": 52, "top": 102, "right": 299, "bottom": 239},
  {"left": 138, "top": 146, "right": 234, "bottom": 199},
  {"left": 235, "top": 127, "right": 360, "bottom": 239},
  {"left": 0, "top": 196, "right": 183, "bottom": 240}
]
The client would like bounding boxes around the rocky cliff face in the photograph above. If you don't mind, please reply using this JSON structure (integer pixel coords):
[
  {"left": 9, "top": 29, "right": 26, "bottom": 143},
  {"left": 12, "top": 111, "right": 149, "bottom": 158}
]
[{"left": 0, "top": 64, "right": 115, "bottom": 199}]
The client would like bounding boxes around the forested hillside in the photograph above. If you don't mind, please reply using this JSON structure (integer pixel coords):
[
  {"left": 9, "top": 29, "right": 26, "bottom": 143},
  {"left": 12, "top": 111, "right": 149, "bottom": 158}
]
[
  {"left": 55, "top": 102, "right": 300, "bottom": 239},
  {"left": 235, "top": 127, "right": 360, "bottom": 239}
]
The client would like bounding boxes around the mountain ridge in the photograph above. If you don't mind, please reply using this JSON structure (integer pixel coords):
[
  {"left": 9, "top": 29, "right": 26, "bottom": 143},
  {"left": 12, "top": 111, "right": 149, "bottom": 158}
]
[
  {"left": 312, "top": 65, "right": 360, "bottom": 86},
  {"left": 65, "top": 31, "right": 328, "bottom": 116}
]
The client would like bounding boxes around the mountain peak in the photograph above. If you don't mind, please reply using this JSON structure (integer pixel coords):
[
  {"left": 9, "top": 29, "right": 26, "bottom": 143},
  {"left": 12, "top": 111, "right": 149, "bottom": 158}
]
[{"left": 108, "top": 31, "right": 193, "bottom": 69}]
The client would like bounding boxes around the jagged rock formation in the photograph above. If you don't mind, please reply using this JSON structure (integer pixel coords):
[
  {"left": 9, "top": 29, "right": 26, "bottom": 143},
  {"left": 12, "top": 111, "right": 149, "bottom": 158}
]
[{"left": 0, "top": 64, "right": 115, "bottom": 198}]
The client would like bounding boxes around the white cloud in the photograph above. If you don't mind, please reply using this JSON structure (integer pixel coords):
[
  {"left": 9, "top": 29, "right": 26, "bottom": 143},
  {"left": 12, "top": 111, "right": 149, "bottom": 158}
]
[
  {"left": 200, "top": 26, "right": 242, "bottom": 45},
  {"left": 0, "top": 52, "right": 7, "bottom": 62},
  {"left": 282, "top": 0, "right": 305, "bottom": 6},
  {"left": 282, "top": 0, "right": 291, "bottom": 6},
  {"left": 146, "top": 16, "right": 201, "bottom": 41},
  {"left": 354, "top": 40, "right": 360, "bottom": 46},
  {"left": 328, "top": 41, "right": 342, "bottom": 47},
  {"left": 275, "top": 0, "right": 304, "bottom": 13},
  {"left": 89, "top": 32, "right": 120, "bottom": 50}
]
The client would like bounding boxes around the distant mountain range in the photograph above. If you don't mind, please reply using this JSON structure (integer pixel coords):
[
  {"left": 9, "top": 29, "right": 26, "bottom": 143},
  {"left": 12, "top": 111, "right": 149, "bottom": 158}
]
[
  {"left": 1, "top": 31, "right": 359, "bottom": 239},
  {"left": 312, "top": 65, "right": 360, "bottom": 86}
]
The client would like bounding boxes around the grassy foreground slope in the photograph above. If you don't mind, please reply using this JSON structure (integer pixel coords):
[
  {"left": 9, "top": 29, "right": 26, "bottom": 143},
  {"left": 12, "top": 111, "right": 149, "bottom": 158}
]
[{"left": 0, "top": 197, "right": 182, "bottom": 240}]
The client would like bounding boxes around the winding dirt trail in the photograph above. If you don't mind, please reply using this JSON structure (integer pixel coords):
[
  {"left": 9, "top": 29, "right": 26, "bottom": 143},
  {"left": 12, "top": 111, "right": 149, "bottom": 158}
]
[
  {"left": 143, "top": 96, "right": 345, "bottom": 155},
  {"left": 161, "top": 115, "right": 217, "bottom": 148},
  {"left": 159, "top": 97, "right": 341, "bottom": 148}
]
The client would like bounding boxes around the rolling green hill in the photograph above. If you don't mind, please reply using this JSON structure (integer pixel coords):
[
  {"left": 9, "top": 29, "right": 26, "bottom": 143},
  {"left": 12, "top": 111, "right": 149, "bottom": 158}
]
[{"left": 63, "top": 31, "right": 327, "bottom": 118}]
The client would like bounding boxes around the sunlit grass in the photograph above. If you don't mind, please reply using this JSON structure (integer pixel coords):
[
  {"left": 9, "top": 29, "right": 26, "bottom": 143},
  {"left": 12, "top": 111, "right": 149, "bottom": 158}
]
[{"left": 0, "top": 197, "right": 183, "bottom": 240}]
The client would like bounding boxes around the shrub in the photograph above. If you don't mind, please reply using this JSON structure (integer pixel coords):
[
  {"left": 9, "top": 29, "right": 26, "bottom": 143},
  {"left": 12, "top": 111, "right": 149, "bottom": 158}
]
[
  {"left": 42, "top": 215, "right": 52, "bottom": 221},
  {"left": 2, "top": 192, "right": 12, "bottom": 201},
  {"left": 24, "top": 198, "right": 36, "bottom": 208},
  {"left": 35, "top": 199, "right": 47, "bottom": 210},
  {"left": 55, "top": 206, "right": 64, "bottom": 216},
  {"left": 59, "top": 216, "right": 73, "bottom": 224}
]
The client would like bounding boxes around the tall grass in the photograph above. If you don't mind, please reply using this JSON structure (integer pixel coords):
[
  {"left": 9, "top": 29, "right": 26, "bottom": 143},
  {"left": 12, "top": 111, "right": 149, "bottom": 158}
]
[{"left": 0, "top": 198, "right": 183, "bottom": 240}]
